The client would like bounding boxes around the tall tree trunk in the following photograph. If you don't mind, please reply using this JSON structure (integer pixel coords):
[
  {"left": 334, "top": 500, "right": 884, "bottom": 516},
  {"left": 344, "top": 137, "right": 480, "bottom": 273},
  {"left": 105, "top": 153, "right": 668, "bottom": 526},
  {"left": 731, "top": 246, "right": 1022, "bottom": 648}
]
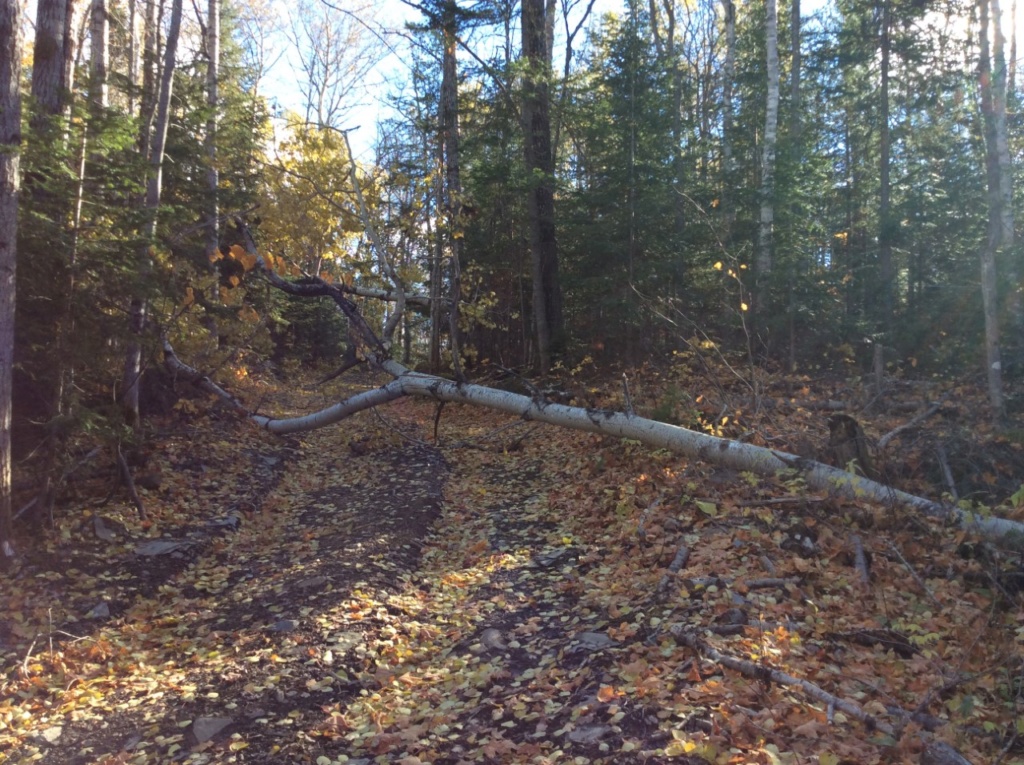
[
  {"left": 786, "top": 0, "right": 801, "bottom": 371},
  {"left": 991, "top": 0, "right": 1021, "bottom": 336},
  {"left": 878, "top": 0, "right": 893, "bottom": 322},
  {"left": 122, "top": 0, "right": 182, "bottom": 426},
  {"left": 0, "top": 0, "right": 23, "bottom": 567},
  {"left": 721, "top": 0, "right": 736, "bottom": 239},
  {"left": 26, "top": 0, "right": 84, "bottom": 515},
  {"left": 205, "top": 0, "right": 220, "bottom": 260},
  {"left": 139, "top": 0, "right": 161, "bottom": 158},
  {"left": 440, "top": 1, "right": 463, "bottom": 377},
  {"left": 660, "top": 0, "right": 685, "bottom": 242},
  {"left": 430, "top": 138, "right": 444, "bottom": 372},
  {"left": 31, "top": 0, "right": 76, "bottom": 126},
  {"left": 979, "top": 0, "right": 1006, "bottom": 422},
  {"left": 522, "top": 0, "right": 565, "bottom": 373},
  {"left": 789, "top": 0, "right": 800, "bottom": 141},
  {"left": 128, "top": 0, "right": 139, "bottom": 114},
  {"left": 89, "top": 0, "right": 109, "bottom": 109},
  {"left": 1011, "top": 0, "right": 1018, "bottom": 94},
  {"left": 52, "top": 0, "right": 107, "bottom": 513},
  {"left": 757, "top": 0, "right": 779, "bottom": 280}
]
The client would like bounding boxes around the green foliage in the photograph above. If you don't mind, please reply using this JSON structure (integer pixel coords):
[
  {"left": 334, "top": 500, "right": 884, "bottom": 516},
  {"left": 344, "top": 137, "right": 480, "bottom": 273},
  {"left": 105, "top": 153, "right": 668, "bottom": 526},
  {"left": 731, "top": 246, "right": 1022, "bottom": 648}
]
[
  {"left": 271, "top": 293, "right": 349, "bottom": 366},
  {"left": 12, "top": 5, "right": 269, "bottom": 459},
  {"left": 648, "top": 386, "right": 696, "bottom": 428}
]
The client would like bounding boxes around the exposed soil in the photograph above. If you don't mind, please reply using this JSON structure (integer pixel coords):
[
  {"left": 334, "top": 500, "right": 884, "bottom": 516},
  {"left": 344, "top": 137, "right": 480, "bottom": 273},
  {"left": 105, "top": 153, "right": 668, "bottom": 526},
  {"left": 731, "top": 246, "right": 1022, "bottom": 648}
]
[{"left": 2, "top": 370, "right": 1024, "bottom": 765}]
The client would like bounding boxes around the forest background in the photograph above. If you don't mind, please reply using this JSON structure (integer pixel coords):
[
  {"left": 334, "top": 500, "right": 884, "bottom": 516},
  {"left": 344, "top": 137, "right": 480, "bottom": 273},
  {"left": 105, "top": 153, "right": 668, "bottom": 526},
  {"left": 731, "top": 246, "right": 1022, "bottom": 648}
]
[{"left": 1, "top": 0, "right": 1024, "bottom": 561}]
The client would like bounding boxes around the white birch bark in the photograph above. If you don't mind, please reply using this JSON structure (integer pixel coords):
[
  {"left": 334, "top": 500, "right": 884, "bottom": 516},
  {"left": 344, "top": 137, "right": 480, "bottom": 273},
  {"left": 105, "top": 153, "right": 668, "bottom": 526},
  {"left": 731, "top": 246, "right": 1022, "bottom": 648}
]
[
  {"left": 978, "top": 0, "right": 1006, "bottom": 421},
  {"left": 162, "top": 337, "right": 1024, "bottom": 542},
  {"left": 122, "top": 0, "right": 183, "bottom": 426},
  {"left": 756, "top": 0, "right": 779, "bottom": 278},
  {"left": 990, "top": 0, "right": 1021, "bottom": 334},
  {"left": 991, "top": 0, "right": 1015, "bottom": 250},
  {"left": 89, "top": 0, "right": 109, "bottom": 108},
  {"left": 205, "top": 0, "right": 220, "bottom": 260},
  {"left": 721, "top": 0, "right": 736, "bottom": 235},
  {"left": 160, "top": 223, "right": 1024, "bottom": 544}
]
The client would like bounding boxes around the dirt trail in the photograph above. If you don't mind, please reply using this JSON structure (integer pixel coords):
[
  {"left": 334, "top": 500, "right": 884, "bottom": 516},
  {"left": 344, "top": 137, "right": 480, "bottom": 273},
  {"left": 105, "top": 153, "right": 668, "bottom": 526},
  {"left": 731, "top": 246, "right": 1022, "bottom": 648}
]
[{"left": 3, "top": 376, "right": 1022, "bottom": 764}]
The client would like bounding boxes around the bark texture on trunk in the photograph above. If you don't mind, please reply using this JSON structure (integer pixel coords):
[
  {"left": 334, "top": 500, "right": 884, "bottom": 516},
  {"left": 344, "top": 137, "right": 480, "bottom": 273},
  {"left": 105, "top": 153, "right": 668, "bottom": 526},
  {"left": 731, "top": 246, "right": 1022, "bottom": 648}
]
[
  {"left": 89, "top": 0, "right": 109, "bottom": 108},
  {"left": 161, "top": 263, "right": 1024, "bottom": 543},
  {"left": 979, "top": 0, "right": 1006, "bottom": 421},
  {"left": 522, "top": 0, "right": 564, "bottom": 373},
  {"left": 205, "top": 0, "right": 220, "bottom": 260},
  {"left": 721, "top": 0, "right": 736, "bottom": 237},
  {"left": 990, "top": 0, "right": 1021, "bottom": 336},
  {"left": 0, "top": 0, "right": 23, "bottom": 565},
  {"left": 31, "top": 0, "right": 74, "bottom": 124},
  {"left": 440, "top": 2, "right": 463, "bottom": 377},
  {"left": 756, "top": 0, "right": 779, "bottom": 279},
  {"left": 878, "top": 0, "right": 893, "bottom": 321}
]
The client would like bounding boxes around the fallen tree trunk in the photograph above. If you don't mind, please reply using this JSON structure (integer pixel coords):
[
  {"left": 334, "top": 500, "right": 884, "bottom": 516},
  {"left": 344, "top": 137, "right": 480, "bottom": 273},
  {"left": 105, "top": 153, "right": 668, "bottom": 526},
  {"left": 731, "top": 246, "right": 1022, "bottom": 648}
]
[
  {"left": 163, "top": 342, "right": 1024, "bottom": 542},
  {"left": 159, "top": 219, "right": 1024, "bottom": 542}
]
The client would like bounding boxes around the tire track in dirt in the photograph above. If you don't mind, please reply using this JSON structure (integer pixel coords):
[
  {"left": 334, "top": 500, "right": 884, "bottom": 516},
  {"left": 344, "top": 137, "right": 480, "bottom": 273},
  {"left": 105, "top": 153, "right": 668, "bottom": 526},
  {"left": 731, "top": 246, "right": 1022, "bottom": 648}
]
[
  {"left": 3, "top": 388, "right": 451, "bottom": 764},
  {"left": 325, "top": 413, "right": 679, "bottom": 764}
]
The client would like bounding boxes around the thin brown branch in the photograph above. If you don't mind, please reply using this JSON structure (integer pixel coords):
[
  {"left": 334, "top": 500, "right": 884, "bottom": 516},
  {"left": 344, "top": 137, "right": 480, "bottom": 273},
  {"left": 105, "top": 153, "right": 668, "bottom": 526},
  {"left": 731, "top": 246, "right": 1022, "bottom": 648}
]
[
  {"left": 877, "top": 393, "right": 951, "bottom": 451},
  {"left": 670, "top": 625, "right": 897, "bottom": 736},
  {"left": 116, "top": 444, "right": 146, "bottom": 519}
]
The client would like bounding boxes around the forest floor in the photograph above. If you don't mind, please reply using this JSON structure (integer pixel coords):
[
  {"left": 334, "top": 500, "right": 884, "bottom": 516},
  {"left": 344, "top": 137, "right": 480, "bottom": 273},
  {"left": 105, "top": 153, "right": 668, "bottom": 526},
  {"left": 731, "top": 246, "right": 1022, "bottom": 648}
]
[{"left": 2, "top": 363, "right": 1024, "bottom": 765}]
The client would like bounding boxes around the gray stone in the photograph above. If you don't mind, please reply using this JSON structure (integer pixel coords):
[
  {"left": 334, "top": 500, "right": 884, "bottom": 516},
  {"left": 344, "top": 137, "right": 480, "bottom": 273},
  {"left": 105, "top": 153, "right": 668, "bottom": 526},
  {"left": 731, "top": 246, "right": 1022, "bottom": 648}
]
[
  {"left": 571, "top": 632, "right": 618, "bottom": 652},
  {"left": 190, "top": 716, "right": 233, "bottom": 744},
  {"left": 269, "top": 619, "right": 299, "bottom": 632},
  {"left": 93, "top": 516, "right": 116, "bottom": 541},
  {"left": 567, "top": 724, "right": 611, "bottom": 744},
  {"left": 135, "top": 539, "right": 192, "bottom": 556}
]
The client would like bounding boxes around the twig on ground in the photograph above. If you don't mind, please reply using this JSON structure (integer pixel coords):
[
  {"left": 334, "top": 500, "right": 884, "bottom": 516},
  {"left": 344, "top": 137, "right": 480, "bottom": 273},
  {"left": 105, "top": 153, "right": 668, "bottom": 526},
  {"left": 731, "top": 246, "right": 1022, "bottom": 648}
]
[
  {"left": 671, "top": 624, "right": 898, "bottom": 735},
  {"left": 656, "top": 543, "right": 691, "bottom": 597},
  {"left": 936, "top": 443, "right": 958, "bottom": 501},
  {"left": 363, "top": 408, "right": 428, "bottom": 449},
  {"left": 736, "top": 496, "right": 825, "bottom": 507},
  {"left": 672, "top": 575, "right": 799, "bottom": 591},
  {"left": 885, "top": 539, "right": 942, "bottom": 608},
  {"left": 117, "top": 444, "right": 147, "bottom": 519},
  {"left": 995, "top": 730, "right": 1020, "bottom": 765},
  {"left": 637, "top": 499, "right": 663, "bottom": 545},
  {"left": 432, "top": 401, "right": 445, "bottom": 443},
  {"left": 851, "top": 534, "right": 870, "bottom": 586},
  {"left": 877, "top": 393, "right": 951, "bottom": 451},
  {"left": 20, "top": 635, "right": 38, "bottom": 679}
]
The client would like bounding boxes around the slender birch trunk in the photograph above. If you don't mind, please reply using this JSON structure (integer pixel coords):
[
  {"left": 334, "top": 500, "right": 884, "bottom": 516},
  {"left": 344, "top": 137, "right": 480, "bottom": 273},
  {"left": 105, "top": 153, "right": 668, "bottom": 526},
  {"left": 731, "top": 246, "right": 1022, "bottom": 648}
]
[
  {"left": 122, "top": 0, "right": 183, "bottom": 427},
  {"left": 990, "top": 0, "right": 1021, "bottom": 336},
  {"left": 878, "top": 0, "right": 893, "bottom": 321},
  {"left": 756, "top": 0, "right": 779, "bottom": 280},
  {"left": 139, "top": 0, "right": 161, "bottom": 159},
  {"left": 89, "top": 0, "right": 109, "bottom": 108},
  {"left": 205, "top": 0, "right": 220, "bottom": 260},
  {"left": 978, "top": 0, "right": 1006, "bottom": 422},
  {"left": 721, "top": 0, "right": 736, "bottom": 239}
]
